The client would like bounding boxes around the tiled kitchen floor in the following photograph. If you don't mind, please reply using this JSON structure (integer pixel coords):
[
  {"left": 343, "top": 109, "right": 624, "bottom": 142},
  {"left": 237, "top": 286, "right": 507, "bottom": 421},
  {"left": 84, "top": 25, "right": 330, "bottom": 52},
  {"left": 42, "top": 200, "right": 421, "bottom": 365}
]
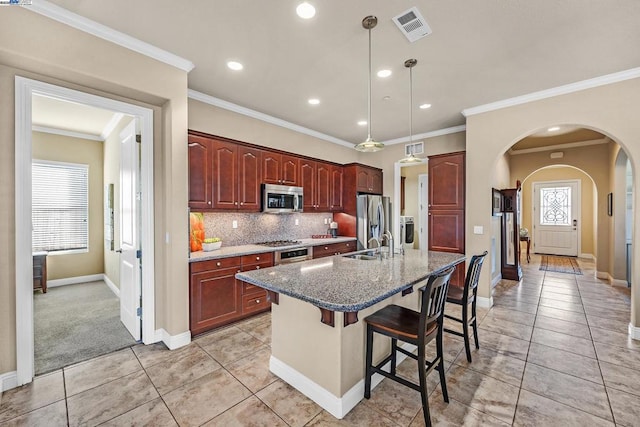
[{"left": 2, "top": 255, "right": 640, "bottom": 426}]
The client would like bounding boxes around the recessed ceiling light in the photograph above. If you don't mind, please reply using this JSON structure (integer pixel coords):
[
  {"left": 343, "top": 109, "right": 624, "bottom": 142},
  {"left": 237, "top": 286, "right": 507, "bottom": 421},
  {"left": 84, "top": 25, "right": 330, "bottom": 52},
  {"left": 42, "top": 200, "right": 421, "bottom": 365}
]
[
  {"left": 547, "top": 126, "right": 561, "bottom": 132},
  {"left": 227, "top": 61, "right": 243, "bottom": 71},
  {"left": 308, "top": 98, "right": 320, "bottom": 105},
  {"left": 296, "top": 2, "right": 316, "bottom": 19},
  {"left": 357, "top": 120, "right": 367, "bottom": 126},
  {"left": 377, "top": 69, "right": 392, "bottom": 78},
  {"left": 419, "top": 103, "right": 432, "bottom": 109}
]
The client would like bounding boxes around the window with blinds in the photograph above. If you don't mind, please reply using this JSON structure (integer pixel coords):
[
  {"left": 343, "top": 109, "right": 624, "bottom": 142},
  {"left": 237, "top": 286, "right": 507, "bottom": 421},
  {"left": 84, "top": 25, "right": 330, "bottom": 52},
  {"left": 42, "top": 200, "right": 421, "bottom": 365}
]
[{"left": 32, "top": 161, "right": 89, "bottom": 253}]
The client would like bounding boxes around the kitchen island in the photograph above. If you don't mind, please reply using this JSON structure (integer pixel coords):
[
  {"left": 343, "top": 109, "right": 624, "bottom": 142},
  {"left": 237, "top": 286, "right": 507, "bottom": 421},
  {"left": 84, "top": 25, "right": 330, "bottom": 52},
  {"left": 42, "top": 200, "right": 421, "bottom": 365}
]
[{"left": 236, "top": 249, "right": 465, "bottom": 419}]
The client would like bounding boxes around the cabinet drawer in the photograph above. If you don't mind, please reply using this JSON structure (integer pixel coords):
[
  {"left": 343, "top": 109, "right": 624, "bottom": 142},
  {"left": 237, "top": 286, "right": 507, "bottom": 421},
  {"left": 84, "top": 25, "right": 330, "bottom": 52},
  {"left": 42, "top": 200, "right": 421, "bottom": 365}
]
[
  {"left": 242, "top": 281, "right": 265, "bottom": 295},
  {"left": 242, "top": 291, "right": 270, "bottom": 313},
  {"left": 190, "top": 256, "right": 241, "bottom": 274},
  {"left": 241, "top": 252, "right": 274, "bottom": 265},
  {"left": 313, "top": 241, "right": 355, "bottom": 258},
  {"left": 241, "top": 261, "right": 273, "bottom": 273}
]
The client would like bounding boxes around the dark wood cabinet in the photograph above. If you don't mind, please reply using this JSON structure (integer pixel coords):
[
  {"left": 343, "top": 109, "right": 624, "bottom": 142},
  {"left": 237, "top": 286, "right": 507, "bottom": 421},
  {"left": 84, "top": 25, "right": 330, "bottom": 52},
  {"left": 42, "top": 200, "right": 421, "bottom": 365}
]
[
  {"left": 263, "top": 153, "right": 299, "bottom": 186},
  {"left": 349, "top": 164, "right": 383, "bottom": 194},
  {"left": 330, "top": 165, "right": 343, "bottom": 211},
  {"left": 188, "top": 134, "right": 213, "bottom": 210},
  {"left": 500, "top": 187, "right": 522, "bottom": 281},
  {"left": 336, "top": 163, "right": 384, "bottom": 238},
  {"left": 300, "top": 159, "right": 333, "bottom": 212},
  {"left": 428, "top": 152, "right": 465, "bottom": 287},
  {"left": 312, "top": 240, "right": 356, "bottom": 258},
  {"left": 189, "top": 252, "right": 274, "bottom": 335},
  {"left": 188, "top": 132, "right": 262, "bottom": 212}
]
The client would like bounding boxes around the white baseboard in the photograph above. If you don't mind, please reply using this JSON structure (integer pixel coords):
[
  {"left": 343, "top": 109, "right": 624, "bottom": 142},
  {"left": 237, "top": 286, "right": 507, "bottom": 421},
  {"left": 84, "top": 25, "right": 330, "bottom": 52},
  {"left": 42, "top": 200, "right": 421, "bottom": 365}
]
[
  {"left": 596, "top": 271, "right": 609, "bottom": 280},
  {"left": 269, "top": 343, "right": 416, "bottom": 419},
  {"left": 579, "top": 253, "right": 595, "bottom": 260},
  {"left": 491, "top": 274, "right": 502, "bottom": 288},
  {"left": 628, "top": 323, "right": 640, "bottom": 341},
  {"left": 154, "top": 328, "right": 191, "bottom": 350},
  {"left": 1, "top": 371, "right": 18, "bottom": 392},
  {"left": 611, "top": 278, "right": 629, "bottom": 288},
  {"left": 476, "top": 296, "right": 493, "bottom": 308},
  {"left": 103, "top": 274, "right": 119, "bottom": 297},
  {"left": 47, "top": 274, "right": 105, "bottom": 288}
]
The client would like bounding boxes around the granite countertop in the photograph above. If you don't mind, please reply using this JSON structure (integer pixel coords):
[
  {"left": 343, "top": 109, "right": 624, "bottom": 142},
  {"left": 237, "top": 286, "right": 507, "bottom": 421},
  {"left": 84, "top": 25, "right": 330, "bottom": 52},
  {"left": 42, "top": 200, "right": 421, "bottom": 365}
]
[
  {"left": 235, "top": 249, "right": 466, "bottom": 312},
  {"left": 189, "top": 236, "right": 357, "bottom": 262}
]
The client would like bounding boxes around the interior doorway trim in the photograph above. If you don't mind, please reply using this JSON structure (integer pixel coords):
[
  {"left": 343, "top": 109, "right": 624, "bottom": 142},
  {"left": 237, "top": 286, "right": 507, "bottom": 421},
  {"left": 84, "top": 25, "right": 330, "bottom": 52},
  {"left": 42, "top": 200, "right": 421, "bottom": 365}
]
[
  {"left": 393, "top": 158, "right": 427, "bottom": 250},
  {"left": 14, "top": 76, "right": 156, "bottom": 386}
]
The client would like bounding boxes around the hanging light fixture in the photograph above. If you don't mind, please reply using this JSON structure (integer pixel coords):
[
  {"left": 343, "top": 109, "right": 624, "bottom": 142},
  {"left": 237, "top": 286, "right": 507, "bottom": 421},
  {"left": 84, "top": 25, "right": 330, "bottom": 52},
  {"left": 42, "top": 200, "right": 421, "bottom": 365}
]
[
  {"left": 354, "top": 15, "right": 385, "bottom": 153},
  {"left": 399, "top": 58, "right": 423, "bottom": 164}
]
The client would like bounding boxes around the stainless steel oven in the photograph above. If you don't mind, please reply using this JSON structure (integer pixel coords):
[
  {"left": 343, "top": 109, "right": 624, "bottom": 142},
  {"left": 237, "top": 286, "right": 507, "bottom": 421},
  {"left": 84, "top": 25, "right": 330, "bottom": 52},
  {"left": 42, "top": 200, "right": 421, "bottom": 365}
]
[{"left": 275, "top": 247, "right": 313, "bottom": 265}]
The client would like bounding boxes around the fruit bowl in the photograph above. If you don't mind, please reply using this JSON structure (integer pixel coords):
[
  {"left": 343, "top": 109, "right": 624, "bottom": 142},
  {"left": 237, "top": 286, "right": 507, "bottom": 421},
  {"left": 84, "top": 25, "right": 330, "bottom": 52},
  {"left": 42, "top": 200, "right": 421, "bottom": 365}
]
[{"left": 202, "top": 239, "right": 222, "bottom": 251}]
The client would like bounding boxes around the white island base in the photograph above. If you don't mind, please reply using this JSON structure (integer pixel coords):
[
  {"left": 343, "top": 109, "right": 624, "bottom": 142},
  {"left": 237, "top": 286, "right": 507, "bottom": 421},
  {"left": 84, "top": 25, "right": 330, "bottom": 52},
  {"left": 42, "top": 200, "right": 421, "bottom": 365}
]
[{"left": 268, "top": 291, "right": 421, "bottom": 419}]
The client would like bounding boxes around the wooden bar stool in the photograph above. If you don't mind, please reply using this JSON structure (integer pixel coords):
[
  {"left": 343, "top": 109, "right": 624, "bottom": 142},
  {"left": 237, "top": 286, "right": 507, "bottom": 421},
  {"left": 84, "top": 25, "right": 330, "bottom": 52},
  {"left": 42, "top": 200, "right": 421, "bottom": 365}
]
[
  {"left": 444, "top": 251, "right": 488, "bottom": 363},
  {"left": 364, "top": 266, "right": 455, "bottom": 427}
]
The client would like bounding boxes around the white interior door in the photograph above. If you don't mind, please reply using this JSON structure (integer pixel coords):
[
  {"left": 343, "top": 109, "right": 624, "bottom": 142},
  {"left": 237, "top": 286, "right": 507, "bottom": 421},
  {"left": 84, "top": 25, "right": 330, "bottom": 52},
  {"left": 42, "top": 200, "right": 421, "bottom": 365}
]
[
  {"left": 418, "top": 174, "right": 428, "bottom": 250},
  {"left": 533, "top": 180, "right": 580, "bottom": 256},
  {"left": 119, "top": 120, "right": 141, "bottom": 340}
]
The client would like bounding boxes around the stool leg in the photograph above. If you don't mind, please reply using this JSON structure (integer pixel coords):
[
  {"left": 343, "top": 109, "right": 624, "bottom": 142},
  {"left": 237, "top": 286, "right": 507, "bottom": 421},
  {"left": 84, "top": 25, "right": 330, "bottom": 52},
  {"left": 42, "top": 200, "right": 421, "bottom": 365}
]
[
  {"left": 472, "top": 302, "right": 480, "bottom": 350},
  {"left": 417, "top": 345, "right": 432, "bottom": 427},
  {"left": 390, "top": 338, "right": 398, "bottom": 375},
  {"left": 364, "top": 325, "right": 373, "bottom": 399},
  {"left": 436, "top": 328, "right": 449, "bottom": 403},
  {"left": 462, "top": 304, "right": 472, "bottom": 363}
]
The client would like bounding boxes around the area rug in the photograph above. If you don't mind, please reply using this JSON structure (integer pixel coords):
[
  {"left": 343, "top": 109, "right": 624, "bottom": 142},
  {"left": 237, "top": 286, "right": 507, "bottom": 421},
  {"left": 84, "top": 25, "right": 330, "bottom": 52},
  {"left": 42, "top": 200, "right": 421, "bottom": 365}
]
[
  {"left": 539, "top": 255, "right": 583, "bottom": 275},
  {"left": 34, "top": 281, "right": 138, "bottom": 375}
]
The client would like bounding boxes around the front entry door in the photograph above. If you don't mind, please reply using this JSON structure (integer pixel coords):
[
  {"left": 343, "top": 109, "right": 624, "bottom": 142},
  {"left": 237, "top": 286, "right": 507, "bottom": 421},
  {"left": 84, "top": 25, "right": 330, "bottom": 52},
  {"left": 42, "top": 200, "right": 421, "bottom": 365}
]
[
  {"left": 533, "top": 180, "right": 580, "bottom": 256},
  {"left": 119, "top": 120, "right": 141, "bottom": 340}
]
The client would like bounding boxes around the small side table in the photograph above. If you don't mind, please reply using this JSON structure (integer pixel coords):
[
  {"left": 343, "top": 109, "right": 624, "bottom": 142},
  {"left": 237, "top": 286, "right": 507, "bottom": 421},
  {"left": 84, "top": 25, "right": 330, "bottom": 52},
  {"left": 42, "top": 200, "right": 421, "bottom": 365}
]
[
  {"left": 33, "top": 251, "right": 48, "bottom": 293},
  {"left": 519, "top": 236, "right": 531, "bottom": 263}
]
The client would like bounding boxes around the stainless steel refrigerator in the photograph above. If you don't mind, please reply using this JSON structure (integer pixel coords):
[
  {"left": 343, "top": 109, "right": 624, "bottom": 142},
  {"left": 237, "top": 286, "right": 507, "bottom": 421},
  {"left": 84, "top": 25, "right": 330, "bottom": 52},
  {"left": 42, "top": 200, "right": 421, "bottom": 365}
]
[{"left": 356, "top": 194, "right": 392, "bottom": 250}]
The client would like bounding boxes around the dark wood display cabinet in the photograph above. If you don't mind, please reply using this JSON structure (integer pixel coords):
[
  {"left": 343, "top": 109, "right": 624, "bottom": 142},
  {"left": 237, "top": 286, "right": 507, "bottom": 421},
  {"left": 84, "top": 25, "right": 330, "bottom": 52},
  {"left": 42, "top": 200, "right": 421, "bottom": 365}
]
[
  {"left": 189, "top": 252, "right": 274, "bottom": 335},
  {"left": 428, "top": 152, "right": 466, "bottom": 287},
  {"left": 500, "top": 187, "right": 523, "bottom": 281}
]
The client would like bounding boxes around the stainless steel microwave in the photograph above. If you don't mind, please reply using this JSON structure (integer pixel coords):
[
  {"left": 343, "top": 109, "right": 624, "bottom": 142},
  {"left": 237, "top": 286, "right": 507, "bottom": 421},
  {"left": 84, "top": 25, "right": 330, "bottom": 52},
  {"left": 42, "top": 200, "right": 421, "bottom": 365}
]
[{"left": 262, "top": 184, "right": 304, "bottom": 213}]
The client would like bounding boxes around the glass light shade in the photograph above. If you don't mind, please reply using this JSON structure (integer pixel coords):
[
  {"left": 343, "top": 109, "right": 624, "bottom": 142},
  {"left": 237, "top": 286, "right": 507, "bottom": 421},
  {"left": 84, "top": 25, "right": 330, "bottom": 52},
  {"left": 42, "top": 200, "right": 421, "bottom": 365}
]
[
  {"left": 354, "top": 137, "right": 385, "bottom": 152},
  {"left": 399, "top": 153, "right": 423, "bottom": 164}
]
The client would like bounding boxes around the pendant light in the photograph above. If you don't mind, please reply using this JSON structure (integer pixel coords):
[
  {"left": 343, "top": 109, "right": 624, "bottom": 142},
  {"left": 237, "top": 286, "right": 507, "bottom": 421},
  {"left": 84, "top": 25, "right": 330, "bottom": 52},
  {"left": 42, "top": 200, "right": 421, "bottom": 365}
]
[
  {"left": 399, "top": 58, "right": 423, "bottom": 164},
  {"left": 354, "top": 15, "right": 385, "bottom": 152}
]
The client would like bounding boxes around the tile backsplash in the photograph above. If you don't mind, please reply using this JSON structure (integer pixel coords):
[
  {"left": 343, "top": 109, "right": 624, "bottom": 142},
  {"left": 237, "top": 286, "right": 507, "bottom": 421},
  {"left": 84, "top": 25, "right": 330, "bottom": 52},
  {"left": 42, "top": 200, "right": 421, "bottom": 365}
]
[{"left": 200, "top": 212, "right": 335, "bottom": 246}]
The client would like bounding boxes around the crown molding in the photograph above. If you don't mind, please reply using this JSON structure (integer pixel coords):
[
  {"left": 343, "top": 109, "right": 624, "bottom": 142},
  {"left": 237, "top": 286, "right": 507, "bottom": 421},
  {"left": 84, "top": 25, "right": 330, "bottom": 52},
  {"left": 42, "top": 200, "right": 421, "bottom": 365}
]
[
  {"left": 32, "top": 125, "right": 103, "bottom": 141},
  {"left": 508, "top": 138, "right": 608, "bottom": 155},
  {"left": 101, "top": 112, "right": 124, "bottom": 140},
  {"left": 382, "top": 125, "right": 467, "bottom": 145},
  {"left": 462, "top": 67, "right": 640, "bottom": 117},
  {"left": 26, "top": 0, "right": 195, "bottom": 72},
  {"left": 188, "top": 89, "right": 354, "bottom": 148}
]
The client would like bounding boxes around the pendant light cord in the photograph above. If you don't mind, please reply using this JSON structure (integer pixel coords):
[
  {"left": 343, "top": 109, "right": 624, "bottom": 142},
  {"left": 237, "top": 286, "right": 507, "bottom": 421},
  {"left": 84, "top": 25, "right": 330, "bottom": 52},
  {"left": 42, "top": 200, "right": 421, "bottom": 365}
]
[
  {"left": 367, "top": 25, "right": 372, "bottom": 141},
  {"left": 409, "top": 65, "right": 413, "bottom": 145}
]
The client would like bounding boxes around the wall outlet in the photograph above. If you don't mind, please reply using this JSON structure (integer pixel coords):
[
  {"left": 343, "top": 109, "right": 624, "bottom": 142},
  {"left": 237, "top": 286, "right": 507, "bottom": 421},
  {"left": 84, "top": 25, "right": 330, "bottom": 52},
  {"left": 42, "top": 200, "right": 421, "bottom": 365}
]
[
  {"left": 324, "top": 218, "right": 328, "bottom": 224},
  {"left": 295, "top": 219, "right": 299, "bottom": 226},
  {"left": 232, "top": 220, "right": 238, "bottom": 229},
  {"left": 473, "top": 225, "right": 483, "bottom": 235}
]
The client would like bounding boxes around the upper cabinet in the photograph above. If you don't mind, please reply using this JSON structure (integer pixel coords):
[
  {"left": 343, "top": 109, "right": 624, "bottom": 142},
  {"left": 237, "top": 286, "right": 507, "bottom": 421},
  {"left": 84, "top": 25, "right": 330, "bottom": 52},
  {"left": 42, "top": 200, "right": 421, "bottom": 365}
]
[
  {"left": 343, "top": 163, "right": 383, "bottom": 196},
  {"left": 188, "top": 134, "right": 213, "bottom": 210},
  {"left": 329, "top": 164, "right": 343, "bottom": 211},
  {"left": 188, "top": 132, "right": 262, "bottom": 212},
  {"left": 300, "top": 159, "right": 334, "bottom": 212},
  {"left": 263, "top": 153, "right": 299, "bottom": 186}
]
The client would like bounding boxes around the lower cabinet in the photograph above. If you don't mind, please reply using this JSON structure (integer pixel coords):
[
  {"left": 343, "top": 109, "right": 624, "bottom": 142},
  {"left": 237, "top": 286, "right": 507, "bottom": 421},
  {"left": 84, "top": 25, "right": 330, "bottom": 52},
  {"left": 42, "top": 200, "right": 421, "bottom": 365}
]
[
  {"left": 189, "top": 252, "right": 274, "bottom": 335},
  {"left": 313, "top": 241, "right": 356, "bottom": 258}
]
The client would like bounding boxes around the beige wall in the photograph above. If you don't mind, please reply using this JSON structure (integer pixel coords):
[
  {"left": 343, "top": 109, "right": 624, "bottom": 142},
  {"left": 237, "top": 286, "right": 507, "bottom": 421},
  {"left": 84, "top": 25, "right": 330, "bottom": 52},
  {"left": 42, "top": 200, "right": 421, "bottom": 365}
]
[
  {"left": 32, "top": 132, "right": 105, "bottom": 280},
  {"left": 518, "top": 165, "right": 596, "bottom": 257},
  {"left": 1, "top": 7, "right": 189, "bottom": 376},
  {"left": 465, "top": 77, "right": 640, "bottom": 328},
  {"left": 103, "top": 116, "right": 134, "bottom": 288}
]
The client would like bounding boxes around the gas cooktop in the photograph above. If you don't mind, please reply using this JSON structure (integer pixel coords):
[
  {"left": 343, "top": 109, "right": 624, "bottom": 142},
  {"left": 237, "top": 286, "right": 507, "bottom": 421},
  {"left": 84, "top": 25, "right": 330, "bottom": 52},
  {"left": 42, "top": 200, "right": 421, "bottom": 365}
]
[{"left": 256, "top": 240, "right": 302, "bottom": 248}]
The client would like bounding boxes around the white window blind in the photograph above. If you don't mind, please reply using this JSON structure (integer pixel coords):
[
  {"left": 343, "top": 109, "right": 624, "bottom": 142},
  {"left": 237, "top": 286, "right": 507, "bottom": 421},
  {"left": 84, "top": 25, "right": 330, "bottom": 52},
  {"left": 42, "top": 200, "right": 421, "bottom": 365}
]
[{"left": 32, "top": 161, "right": 89, "bottom": 252}]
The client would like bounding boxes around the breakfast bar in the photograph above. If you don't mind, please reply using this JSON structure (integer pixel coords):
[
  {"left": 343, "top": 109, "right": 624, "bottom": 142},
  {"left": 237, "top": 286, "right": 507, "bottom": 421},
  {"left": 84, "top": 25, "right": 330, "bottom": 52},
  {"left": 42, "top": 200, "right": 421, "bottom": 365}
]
[{"left": 236, "top": 249, "right": 465, "bottom": 419}]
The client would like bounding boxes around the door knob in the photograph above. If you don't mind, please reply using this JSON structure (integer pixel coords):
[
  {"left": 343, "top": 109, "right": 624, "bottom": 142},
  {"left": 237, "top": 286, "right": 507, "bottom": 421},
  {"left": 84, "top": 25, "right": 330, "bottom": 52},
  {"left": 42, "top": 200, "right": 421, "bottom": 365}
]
[{"left": 116, "top": 249, "right": 123, "bottom": 253}]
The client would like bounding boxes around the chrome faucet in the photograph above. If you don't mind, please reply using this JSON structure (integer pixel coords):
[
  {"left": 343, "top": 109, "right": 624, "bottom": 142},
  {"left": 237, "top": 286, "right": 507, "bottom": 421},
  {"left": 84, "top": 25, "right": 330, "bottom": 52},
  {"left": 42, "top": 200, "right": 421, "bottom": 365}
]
[
  {"left": 382, "top": 230, "right": 394, "bottom": 258},
  {"left": 368, "top": 236, "right": 381, "bottom": 252}
]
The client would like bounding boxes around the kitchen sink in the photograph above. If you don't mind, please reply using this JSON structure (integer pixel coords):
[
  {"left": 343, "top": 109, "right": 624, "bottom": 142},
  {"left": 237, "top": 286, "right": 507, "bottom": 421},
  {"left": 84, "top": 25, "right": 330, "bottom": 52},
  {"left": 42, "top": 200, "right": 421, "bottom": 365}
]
[{"left": 342, "top": 250, "right": 380, "bottom": 261}]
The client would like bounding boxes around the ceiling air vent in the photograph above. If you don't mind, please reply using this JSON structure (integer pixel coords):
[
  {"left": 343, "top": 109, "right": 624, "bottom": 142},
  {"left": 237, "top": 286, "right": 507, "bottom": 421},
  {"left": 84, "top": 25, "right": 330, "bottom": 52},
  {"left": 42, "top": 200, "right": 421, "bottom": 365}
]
[
  {"left": 405, "top": 141, "right": 424, "bottom": 156},
  {"left": 393, "top": 7, "right": 432, "bottom": 43}
]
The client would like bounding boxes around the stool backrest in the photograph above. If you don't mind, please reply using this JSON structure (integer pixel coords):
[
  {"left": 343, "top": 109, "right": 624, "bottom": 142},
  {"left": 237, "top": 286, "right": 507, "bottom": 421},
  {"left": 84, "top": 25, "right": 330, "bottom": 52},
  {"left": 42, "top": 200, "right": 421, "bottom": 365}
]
[
  {"left": 419, "top": 266, "right": 455, "bottom": 342},
  {"left": 464, "top": 251, "right": 488, "bottom": 301}
]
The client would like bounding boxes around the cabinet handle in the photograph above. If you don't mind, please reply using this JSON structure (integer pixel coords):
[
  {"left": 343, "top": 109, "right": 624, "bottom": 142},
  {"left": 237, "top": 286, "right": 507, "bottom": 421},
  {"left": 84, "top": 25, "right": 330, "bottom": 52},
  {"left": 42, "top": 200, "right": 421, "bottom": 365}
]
[
  {"left": 237, "top": 270, "right": 241, "bottom": 273},
  {"left": 256, "top": 256, "right": 260, "bottom": 260},
  {"left": 207, "top": 201, "right": 211, "bottom": 205},
  {"left": 324, "top": 246, "right": 328, "bottom": 250},
  {"left": 240, "top": 202, "right": 244, "bottom": 205},
  {"left": 256, "top": 266, "right": 260, "bottom": 269},
  {"left": 234, "top": 202, "right": 238, "bottom": 205},
  {"left": 216, "top": 262, "right": 221, "bottom": 267},
  {"left": 256, "top": 299, "right": 260, "bottom": 303}
]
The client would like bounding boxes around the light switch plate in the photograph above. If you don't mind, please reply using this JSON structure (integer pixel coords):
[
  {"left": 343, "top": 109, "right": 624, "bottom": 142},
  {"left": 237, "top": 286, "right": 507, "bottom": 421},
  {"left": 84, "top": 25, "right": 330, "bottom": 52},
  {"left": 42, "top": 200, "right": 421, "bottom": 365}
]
[
  {"left": 232, "top": 220, "right": 238, "bottom": 229},
  {"left": 473, "top": 226, "right": 483, "bottom": 235},
  {"left": 295, "top": 219, "right": 299, "bottom": 225}
]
